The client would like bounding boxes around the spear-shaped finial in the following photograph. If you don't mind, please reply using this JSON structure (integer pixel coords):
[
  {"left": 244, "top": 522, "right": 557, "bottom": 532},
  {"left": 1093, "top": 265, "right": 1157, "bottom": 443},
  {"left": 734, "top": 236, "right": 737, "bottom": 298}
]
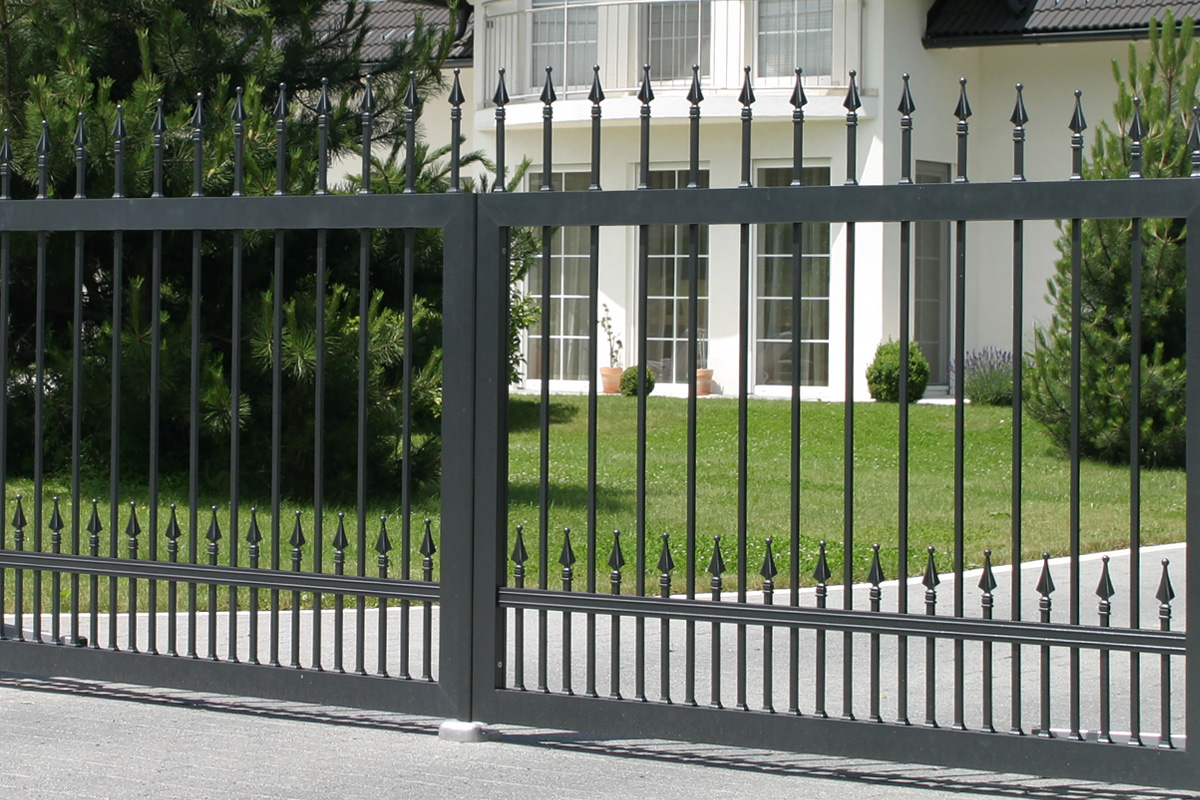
[
  {"left": 657, "top": 532, "right": 675, "bottom": 575},
  {"left": 124, "top": 501, "right": 140, "bottom": 538},
  {"left": 448, "top": 67, "right": 465, "bottom": 107},
  {"left": 1129, "top": 96, "right": 1147, "bottom": 178},
  {"left": 49, "top": 497, "right": 64, "bottom": 534},
  {"left": 813, "top": 540, "right": 832, "bottom": 584},
  {"left": 493, "top": 67, "right": 510, "bottom": 107},
  {"left": 761, "top": 537, "right": 778, "bottom": 582},
  {"left": 191, "top": 92, "right": 206, "bottom": 129},
  {"left": 247, "top": 507, "right": 263, "bottom": 545},
  {"left": 360, "top": 74, "right": 377, "bottom": 114},
  {"left": 420, "top": 518, "right": 436, "bottom": 559},
  {"left": 36, "top": 118, "right": 51, "bottom": 155},
  {"left": 540, "top": 66, "right": 557, "bottom": 106},
  {"left": 1036, "top": 553, "right": 1055, "bottom": 597},
  {"left": 922, "top": 546, "right": 940, "bottom": 590},
  {"left": 73, "top": 112, "right": 88, "bottom": 149},
  {"left": 790, "top": 67, "right": 808, "bottom": 110},
  {"left": 207, "top": 506, "right": 222, "bottom": 543},
  {"left": 1068, "top": 89, "right": 1087, "bottom": 135},
  {"left": 979, "top": 549, "right": 997, "bottom": 594},
  {"left": 588, "top": 65, "right": 604, "bottom": 105},
  {"left": 273, "top": 83, "right": 289, "bottom": 119},
  {"left": 232, "top": 86, "right": 247, "bottom": 124},
  {"left": 953, "top": 77, "right": 972, "bottom": 121},
  {"left": 511, "top": 524, "right": 528, "bottom": 565},
  {"left": 284, "top": 510, "right": 301, "bottom": 548},
  {"left": 707, "top": 535, "right": 725, "bottom": 577},
  {"left": 638, "top": 64, "right": 655, "bottom": 105},
  {"left": 738, "top": 65, "right": 756, "bottom": 107},
  {"left": 844, "top": 69, "right": 861, "bottom": 113},
  {"left": 331, "top": 511, "right": 348, "bottom": 551},
  {"left": 1189, "top": 105, "right": 1200, "bottom": 176},
  {"left": 1096, "top": 554, "right": 1115, "bottom": 601},
  {"left": 87, "top": 499, "right": 103, "bottom": 538},
  {"left": 165, "top": 504, "right": 181, "bottom": 541},
  {"left": 375, "top": 516, "right": 392, "bottom": 555},
  {"left": 0, "top": 128, "right": 12, "bottom": 165},
  {"left": 898, "top": 73, "right": 916, "bottom": 116},
  {"left": 608, "top": 530, "right": 625, "bottom": 571},
  {"left": 898, "top": 73, "right": 916, "bottom": 185},
  {"left": 1156, "top": 559, "right": 1176, "bottom": 606},
  {"left": 687, "top": 64, "right": 704, "bottom": 106},
  {"left": 11, "top": 494, "right": 24, "bottom": 530},
  {"left": 151, "top": 99, "right": 167, "bottom": 135},
  {"left": 558, "top": 527, "right": 576, "bottom": 569},
  {"left": 404, "top": 70, "right": 419, "bottom": 110},
  {"left": 867, "top": 543, "right": 885, "bottom": 587},
  {"left": 316, "top": 77, "right": 332, "bottom": 116},
  {"left": 1011, "top": 83, "right": 1029, "bottom": 128}
]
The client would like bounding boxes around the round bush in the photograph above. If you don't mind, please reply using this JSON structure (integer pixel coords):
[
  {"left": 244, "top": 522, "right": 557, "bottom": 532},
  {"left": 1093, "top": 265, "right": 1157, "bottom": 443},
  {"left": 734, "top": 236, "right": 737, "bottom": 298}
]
[
  {"left": 620, "top": 366, "right": 655, "bottom": 397},
  {"left": 866, "top": 340, "right": 929, "bottom": 403}
]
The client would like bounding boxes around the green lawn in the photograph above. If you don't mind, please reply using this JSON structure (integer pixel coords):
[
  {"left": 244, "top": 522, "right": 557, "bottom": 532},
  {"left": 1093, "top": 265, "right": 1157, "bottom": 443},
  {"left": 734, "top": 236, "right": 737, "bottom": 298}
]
[
  {"left": 2, "top": 393, "right": 1185, "bottom": 608},
  {"left": 505, "top": 394, "right": 1185, "bottom": 592}
]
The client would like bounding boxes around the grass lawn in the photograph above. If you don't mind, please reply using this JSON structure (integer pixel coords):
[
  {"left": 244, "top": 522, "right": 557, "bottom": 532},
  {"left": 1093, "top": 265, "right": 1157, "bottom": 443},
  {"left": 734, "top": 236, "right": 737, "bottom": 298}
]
[
  {"left": 506, "top": 394, "right": 1185, "bottom": 592},
  {"left": 2, "top": 393, "right": 1185, "bottom": 607}
]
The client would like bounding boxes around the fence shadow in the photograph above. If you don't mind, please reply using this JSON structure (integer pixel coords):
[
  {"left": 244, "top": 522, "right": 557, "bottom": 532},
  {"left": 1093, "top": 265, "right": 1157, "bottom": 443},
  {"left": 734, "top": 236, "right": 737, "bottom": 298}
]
[{"left": 507, "top": 398, "right": 581, "bottom": 431}]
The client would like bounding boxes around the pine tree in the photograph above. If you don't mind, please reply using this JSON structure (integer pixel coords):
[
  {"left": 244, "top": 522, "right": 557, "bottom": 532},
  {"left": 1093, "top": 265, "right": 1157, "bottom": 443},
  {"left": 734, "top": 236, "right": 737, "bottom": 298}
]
[{"left": 1026, "top": 11, "right": 1195, "bottom": 468}]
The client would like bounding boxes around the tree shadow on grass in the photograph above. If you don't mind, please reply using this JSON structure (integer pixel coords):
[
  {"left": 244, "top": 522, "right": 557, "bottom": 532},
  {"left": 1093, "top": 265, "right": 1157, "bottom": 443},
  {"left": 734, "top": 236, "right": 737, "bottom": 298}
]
[
  {"left": 507, "top": 481, "right": 633, "bottom": 516},
  {"left": 507, "top": 398, "right": 581, "bottom": 432}
]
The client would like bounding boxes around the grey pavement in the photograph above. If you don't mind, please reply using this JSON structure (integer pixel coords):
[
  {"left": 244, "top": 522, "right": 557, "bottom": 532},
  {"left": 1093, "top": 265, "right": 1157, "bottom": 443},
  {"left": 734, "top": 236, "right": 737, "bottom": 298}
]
[{"left": 0, "top": 542, "right": 1193, "bottom": 799}]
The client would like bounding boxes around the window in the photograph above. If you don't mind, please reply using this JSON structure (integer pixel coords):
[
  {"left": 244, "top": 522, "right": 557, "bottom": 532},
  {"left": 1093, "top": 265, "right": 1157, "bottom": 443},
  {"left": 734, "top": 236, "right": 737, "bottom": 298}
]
[
  {"left": 647, "top": 170, "right": 709, "bottom": 385},
  {"left": 641, "top": 1, "right": 711, "bottom": 81},
  {"left": 914, "top": 161, "right": 952, "bottom": 384},
  {"left": 531, "top": 0, "right": 599, "bottom": 91},
  {"left": 755, "top": 166, "right": 831, "bottom": 387},
  {"left": 526, "top": 172, "right": 592, "bottom": 381},
  {"left": 757, "top": 0, "right": 833, "bottom": 79}
]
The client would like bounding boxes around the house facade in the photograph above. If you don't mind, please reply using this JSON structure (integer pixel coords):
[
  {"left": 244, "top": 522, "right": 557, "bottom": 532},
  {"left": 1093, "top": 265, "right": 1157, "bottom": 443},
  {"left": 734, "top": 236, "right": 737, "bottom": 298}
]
[{"left": 367, "top": 0, "right": 1196, "bottom": 399}]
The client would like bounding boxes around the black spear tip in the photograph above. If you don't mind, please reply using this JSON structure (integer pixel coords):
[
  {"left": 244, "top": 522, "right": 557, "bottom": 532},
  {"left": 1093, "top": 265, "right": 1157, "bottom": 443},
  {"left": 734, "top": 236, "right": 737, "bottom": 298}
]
[
  {"left": 657, "top": 532, "right": 675, "bottom": 575},
  {"left": 1036, "top": 552, "right": 1055, "bottom": 597},
  {"left": 125, "top": 503, "right": 141, "bottom": 537},
  {"left": 707, "top": 535, "right": 725, "bottom": 577},
  {"left": 790, "top": 68, "right": 808, "bottom": 109},
  {"left": 448, "top": 68, "right": 465, "bottom": 107},
  {"left": 191, "top": 92, "right": 206, "bottom": 129},
  {"left": 558, "top": 528, "right": 576, "bottom": 569},
  {"left": 112, "top": 106, "right": 127, "bottom": 141},
  {"left": 738, "top": 66, "right": 755, "bottom": 107},
  {"left": 1069, "top": 89, "right": 1087, "bottom": 134},
  {"left": 1096, "top": 554, "right": 1115, "bottom": 601},
  {"left": 608, "top": 529, "right": 626, "bottom": 571},
  {"left": 1156, "top": 559, "right": 1176, "bottom": 605},
  {"left": 588, "top": 65, "right": 605, "bottom": 105},
  {"left": 207, "top": 506, "right": 222, "bottom": 543},
  {"left": 540, "top": 66, "right": 557, "bottom": 106},
  {"left": 0, "top": 129, "right": 12, "bottom": 163},
  {"left": 953, "top": 77, "right": 972, "bottom": 121},
  {"left": 492, "top": 68, "right": 510, "bottom": 107},
  {"left": 232, "top": 87, "right": 247, "bottom": 124},
  {"left": 637, "top": 64, "right": 655, "bottom": 105},
  {"left": 978, "top": 549, "right": 997, "bottom": 594},
  {"left": 331, "top": 512, "right": 348, "bottom": 551},
  {"left": 87, "top": 500, "right": 103, "bottom": 535},
  {"left": 922, "top": 546, "right": 940, "bottom": 590},
  {"left": 687, "top": 64, "right": 704, "bottom": 106},
  {"left": 359, "top": 74, "right": 377, "bottom": 115},
  {"left": 165, "top": 505, "right": 181, "bottom": 541},
  {"left": 247, "top": 507, "right": 263, "bottom": 545},
  {"left": 420, "top": 518, "right": 436, "bottom": 557},
  {"left": 843, "top": 69, "right": 861, "bottom": 113},
  {"left": 760, "top": 537, "right": 778, "bottom": 581},
  {"left": 286, "top": 510, "right": 302, "bottom": 548},
  {"left": 510, "top": 524, "right": 528, "bottom": 564},
  {"left": 273, "top": 84, "right": 289, "bottom": 120},
  {"left": 813, "top": 540, "right": 832, "bottom": 584},
  {"left": 405, "top": 71, "right": 419, "bottom": 109},
  {"left": 11, "top": 495, "right": 25, "bottom": 529},
  {"left": 317, "top": 77, "right": 333, "bottom": 115},
  {"left": 36, "top": 119, "right": 51, "bottom": 154},
  {"left": 151, "top": 100, "right": 167, "bottom": 135},
  {"left": 1010, "top": 83, "right": 1029, "bottom": 128},
  {"left": 1188, "top": 106, "right": 1200, "bottom": 153},
  {"left": 867, "top": 543, "right": 885, "bottom": 587},
  {"left": 49, "top": 497, "right": 64, "bottom": 532},
  {"left": 1129, "top": 96, "right": 1148, "bottom": 142},
  {"left": 375, "top": 516, "right": 392, "bottom": 555},
  {"left": 74, "top": 113, "right": 88, "bottom": 148},
  {"left": 897, "top": 73, "right": 916, "bottom": 117}
]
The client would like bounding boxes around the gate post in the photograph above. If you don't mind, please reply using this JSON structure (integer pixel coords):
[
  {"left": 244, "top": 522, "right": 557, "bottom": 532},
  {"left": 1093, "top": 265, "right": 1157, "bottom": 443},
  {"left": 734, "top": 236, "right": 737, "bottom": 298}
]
[{"left": 1186, "top": 208, "right": 1200, "bottom": 779}]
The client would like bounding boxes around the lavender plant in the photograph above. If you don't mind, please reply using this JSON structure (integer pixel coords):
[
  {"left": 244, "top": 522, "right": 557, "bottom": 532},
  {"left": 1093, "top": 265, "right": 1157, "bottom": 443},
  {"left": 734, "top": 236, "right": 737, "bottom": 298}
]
[{"left": 949, "top": 348, "right": 1015, "bottom": 407}]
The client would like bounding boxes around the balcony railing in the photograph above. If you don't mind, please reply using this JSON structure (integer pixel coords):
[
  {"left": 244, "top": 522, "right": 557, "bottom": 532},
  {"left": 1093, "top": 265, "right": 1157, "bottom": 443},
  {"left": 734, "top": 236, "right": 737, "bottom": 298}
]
[{"left": 480, "top": 0, "right": 862, "bottom": 100}]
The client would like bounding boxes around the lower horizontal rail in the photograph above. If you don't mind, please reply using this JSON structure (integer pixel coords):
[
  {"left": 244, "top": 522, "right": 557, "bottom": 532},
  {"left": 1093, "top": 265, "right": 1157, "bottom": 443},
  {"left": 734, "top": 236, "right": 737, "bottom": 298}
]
[
  {"left": 498, "top": 589, "right": 1184, "bottom": 654},
  {"left": 0, "top": 552, "right": 438, "bottom": 602}
]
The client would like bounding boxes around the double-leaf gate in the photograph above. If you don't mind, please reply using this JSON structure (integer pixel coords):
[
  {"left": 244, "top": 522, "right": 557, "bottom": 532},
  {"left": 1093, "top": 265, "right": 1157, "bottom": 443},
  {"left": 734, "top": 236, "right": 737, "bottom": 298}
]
[{"left": 0, "top": 68, "right": 1196, "bottom": 790}]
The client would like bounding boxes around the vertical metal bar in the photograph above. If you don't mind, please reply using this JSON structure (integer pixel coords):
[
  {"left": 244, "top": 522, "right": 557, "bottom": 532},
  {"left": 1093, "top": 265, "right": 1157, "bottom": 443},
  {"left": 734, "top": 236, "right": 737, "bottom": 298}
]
[
  {"left": 897, "top": 73, "right": 915, "bottom": 728},
  {"left": 658, "top": 533, "right": 673, "bottom": 703},
  {"left": 290, "top": 512, "right": 303, "bottom": 668},
  {"left": 788, "top": 69, "right": 806, "bottom": 718},
  {"left": 109, "top": 109, "right": 125, "bottom": 651},
  {"left": 70, "top": 114, "right": 87, "bottom": 647},
  {"left": 1097, "top": 555, "right": 1114, "bottom": 743},
  {"left": 0, "top": 131, "right": 9, "bottom": 644},
  {"left": 841, "top": 71, "right": 861, "bottom": 722},
  {"left": 1158, "top": 559, "right": 1174, "bottom": 749},
  {"left": 127, "top": 503, "right": 140, "bottom": 651},
  {"left": 1036, "top": 552, "right": 1055, "bottom": 737},
  {"left": 1185, "top": 204, "right": 1200, "bottom": 764},
  {"left": 230, "top": 87, "right": 246, "bottom": 664},
  {"left": 585, "top": 65, "right": 604, "bottom": 700},
  {"left": 687, "top": 64, "right": 706, "bottom": 709},
  {"left": 248, "top": 509, "right": 261, "bottom": 664},
  {"left": 1068, "top": 89, "right": 1087, "bottom": 743},
  {"left": 560, "top": 528, "right": 574, "bottom": 694},
  {"left": 761, "top": 538, "right": 776, "bottom": 713},
  {"left": 1010, "top": 83, "right": 1028, "bottom": 737},
  {"left": 50, "top": 498, "right": 61, "bottom": 644},
  {"left": 33, "top": 119, "right": 49, "bottom": 645},
  {"left": 421, "top": 519, "right": 435, "bottom": 681},
  {"left": 709, "top": 535, "right": 724, "bottom": 709},
  {"left": 1128, "top": 99, "right": 1146, "bottom": 749},
  {"left": 814, "top": 541, "right": 830, "bottom": 717},
  {"left": 980, "top": 550, "right": 997, "bottom": 732},
  {"left": 188, "top": 94, "right": 206, "bottom": 661},
  {"left": 312, "top": 225, "right": 325, "bottom": 671},
  {"left": 166, "top": 506, "right": 179, "bottom": 656},
  {"left": 608, "top": 530, "right": 624, "bottom": 699},
  {"left": 923, "top": 547, "right": 939, "bottom": 727},
  {"left": 207, "top": 507, "right": 219, "bottom": 660},
  {"left": 333, "top": 513, "right": 347, "bottom": 673},
  {"left": 449, "top": 68, "right": 464, "bottom": 194},
  {"left": 270, "top": 83, "right": 292, "bottom": 670},
  {"left": 12, "top": 496, "right": 23, "bottom": 641},
  {"left": 951, "top": 77, "right": 971, "bottom": 732},
  {"left": 536, "top": 66, "right": 555, "bottom": 697},
  {"left": 868, "top": 544, "right": 883, "bottom": 723},
  {"left": 513, "top": 525, "right": 527, "bottom": 690},
  {"left": 734, "top": 66, "right": 752, "bottom": 714},
  {"left": 377, "top": 517, "right": 391, "bottom": 678},
  {"left": 398, "top": 77, "right": 416, "bottom": 682},
  {"left": 356, "top": 221, "right": 369, "bottom": 676},
  {"left": 87, "top": 501, "right": 99, "bottom": 648},
  {"left": 149, "top": 101, "right": 167, "bottom": 658}
]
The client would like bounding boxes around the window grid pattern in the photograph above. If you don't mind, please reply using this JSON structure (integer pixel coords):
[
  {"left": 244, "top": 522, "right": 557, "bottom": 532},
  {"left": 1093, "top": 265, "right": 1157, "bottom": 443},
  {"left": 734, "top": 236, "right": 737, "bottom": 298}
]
[
  {"left": 531, "top": 0, "right": 599, "bottom": 91},
  {"left": 642, "top": 1, "right": 711, "bottom": 81},
  {"left": 757, "top": 0, "right": 834, "bottom": 79}
]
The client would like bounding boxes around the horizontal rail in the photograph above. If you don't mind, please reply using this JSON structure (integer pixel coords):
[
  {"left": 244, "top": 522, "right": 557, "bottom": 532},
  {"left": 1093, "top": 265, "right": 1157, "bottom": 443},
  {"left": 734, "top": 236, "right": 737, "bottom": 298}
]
[
  {"left": 498, "top": 588, "right": 1185, "bottom": 654},
  {"left": 0, "top": 552, "right": 439, "bottom": 602}
]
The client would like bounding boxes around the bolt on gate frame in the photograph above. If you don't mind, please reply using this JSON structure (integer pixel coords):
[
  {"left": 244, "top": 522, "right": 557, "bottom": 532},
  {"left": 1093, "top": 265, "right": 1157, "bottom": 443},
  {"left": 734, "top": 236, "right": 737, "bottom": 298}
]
[{"left": 0, "top": 65, "right": 1196, "bottom": 790}]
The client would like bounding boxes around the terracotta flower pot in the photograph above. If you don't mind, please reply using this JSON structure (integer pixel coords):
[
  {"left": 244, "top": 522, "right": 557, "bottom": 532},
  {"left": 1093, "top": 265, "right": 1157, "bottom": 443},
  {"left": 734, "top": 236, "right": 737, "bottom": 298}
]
[
  {"left": 600, "top": 366, "right": 622, "bottom": 394},
  {"left": 696, "top": 368, "right": 714, "bottom": 396}
]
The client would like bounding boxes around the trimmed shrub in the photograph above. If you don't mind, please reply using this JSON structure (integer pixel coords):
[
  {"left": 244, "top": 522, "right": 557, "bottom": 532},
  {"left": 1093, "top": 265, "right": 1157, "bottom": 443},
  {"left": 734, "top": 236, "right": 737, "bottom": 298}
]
[
  {"left": 620, "top": 366, "right": 656, "bottom": 397},
  {"left": 866, "top": 340, "right": 929, "bottom": 403}
]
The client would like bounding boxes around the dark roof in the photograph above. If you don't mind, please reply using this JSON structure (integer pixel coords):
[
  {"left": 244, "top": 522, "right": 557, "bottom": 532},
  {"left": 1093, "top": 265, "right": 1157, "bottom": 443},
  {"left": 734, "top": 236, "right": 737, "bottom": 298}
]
[
  {"left": 925, "top": 0, "right": 1200, "bottom": 48},
  {"left": 320, "top": 1, "right": 473, "bottom": 65}
]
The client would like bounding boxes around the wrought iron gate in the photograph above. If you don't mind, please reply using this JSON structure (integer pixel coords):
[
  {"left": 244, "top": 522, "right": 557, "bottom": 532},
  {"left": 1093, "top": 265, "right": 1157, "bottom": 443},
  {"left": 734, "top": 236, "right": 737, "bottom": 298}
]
[{"left": 0, "top": 67, "right": 1196, "bottom": 791}]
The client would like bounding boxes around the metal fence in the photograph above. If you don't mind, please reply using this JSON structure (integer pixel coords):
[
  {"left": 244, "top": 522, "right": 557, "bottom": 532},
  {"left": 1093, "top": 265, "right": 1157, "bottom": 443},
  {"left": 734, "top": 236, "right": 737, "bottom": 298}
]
[{"left": 0, "top": 64, "right": 1196, "bottom": 790}]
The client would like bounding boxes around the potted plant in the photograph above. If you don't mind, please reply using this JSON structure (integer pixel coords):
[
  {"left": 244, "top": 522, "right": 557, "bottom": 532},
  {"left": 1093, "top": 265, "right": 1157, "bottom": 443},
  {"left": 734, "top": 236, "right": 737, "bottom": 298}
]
[
  {"left": 599, "top": 304, "right": 623, "bottom": 394},
  {"left": 695, "top": 331, "right": 713, "bottom": 396}
]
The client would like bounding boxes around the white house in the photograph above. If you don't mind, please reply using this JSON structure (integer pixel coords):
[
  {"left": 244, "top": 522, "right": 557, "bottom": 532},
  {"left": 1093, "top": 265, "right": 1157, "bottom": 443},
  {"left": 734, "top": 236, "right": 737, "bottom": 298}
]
[{"left": 358, "top": 0, "right": 1199, "bottom": 398}]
